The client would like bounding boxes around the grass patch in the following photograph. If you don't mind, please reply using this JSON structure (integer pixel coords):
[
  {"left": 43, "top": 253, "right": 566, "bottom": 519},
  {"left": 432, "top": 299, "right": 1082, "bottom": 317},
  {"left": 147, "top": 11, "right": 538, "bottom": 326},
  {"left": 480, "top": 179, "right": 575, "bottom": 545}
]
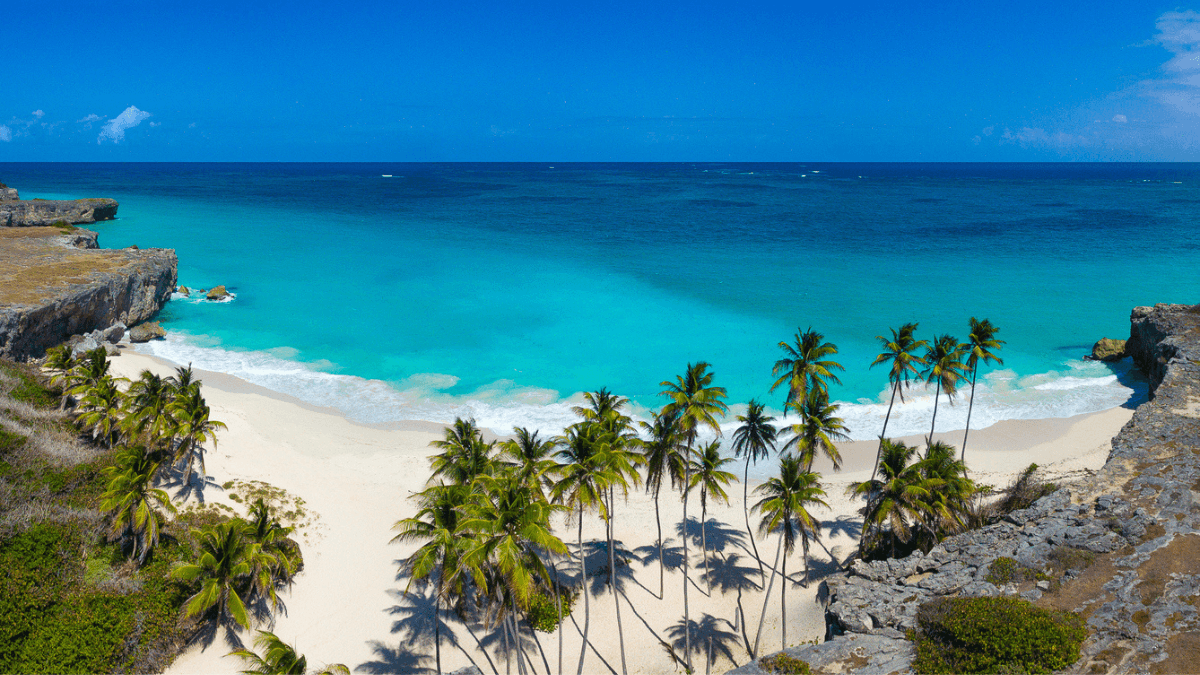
[
  {"left": 911, "top": 596, "right": 1086, "bottom": 674},
  {"left": 760, "top": 652, "right": 812, "bottom": 674},
  {"left": 985, "top": 556, "right": 1050, "bottom": 586}
]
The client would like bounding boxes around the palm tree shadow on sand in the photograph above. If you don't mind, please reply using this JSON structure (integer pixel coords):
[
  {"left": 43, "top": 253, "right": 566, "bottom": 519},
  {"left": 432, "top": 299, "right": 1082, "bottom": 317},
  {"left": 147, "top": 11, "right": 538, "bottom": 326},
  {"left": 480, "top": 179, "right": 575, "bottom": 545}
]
[
  {"left": 357, "top": 640, "right": 432, "bottom": 674},
  {"left": 633, "top": 536, "right": 686, "bottom": 572},
  {"left": 385, "top": 572, "right": 503, "bottom": 675},
  {"left": 159, "top": 459, "right": 223, "bottom": 503},
  {"left": 665, "top": 613, "right": 740, "bottom": 671},
  {"left": 572, "top": 539, "right": 646, "bottom": 597}
]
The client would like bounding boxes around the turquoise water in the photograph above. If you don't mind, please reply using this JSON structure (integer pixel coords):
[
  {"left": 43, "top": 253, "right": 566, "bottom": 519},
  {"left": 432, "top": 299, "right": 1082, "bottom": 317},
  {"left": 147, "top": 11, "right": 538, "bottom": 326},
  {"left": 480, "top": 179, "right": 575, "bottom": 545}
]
[{"left": 4, "top": 163, "right": 1191, "bottom": 441}]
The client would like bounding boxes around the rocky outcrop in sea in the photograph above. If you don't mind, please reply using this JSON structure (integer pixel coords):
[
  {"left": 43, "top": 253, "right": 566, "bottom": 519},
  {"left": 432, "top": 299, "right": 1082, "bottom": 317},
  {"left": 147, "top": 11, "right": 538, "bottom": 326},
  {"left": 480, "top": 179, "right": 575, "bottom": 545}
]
[
  {"left": 0, "top": 186, "right": 119, "bottom": 226},
  {"left": 731, "top": 303, "right": 1200, "bottom": 675}
]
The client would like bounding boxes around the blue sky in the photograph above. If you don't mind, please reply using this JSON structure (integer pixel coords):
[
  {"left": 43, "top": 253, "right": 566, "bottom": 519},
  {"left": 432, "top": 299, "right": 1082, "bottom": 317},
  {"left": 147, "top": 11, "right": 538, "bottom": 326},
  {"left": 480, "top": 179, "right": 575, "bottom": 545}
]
[{"left": 2, "top": 1, "right": 1198, "bottom": 161}]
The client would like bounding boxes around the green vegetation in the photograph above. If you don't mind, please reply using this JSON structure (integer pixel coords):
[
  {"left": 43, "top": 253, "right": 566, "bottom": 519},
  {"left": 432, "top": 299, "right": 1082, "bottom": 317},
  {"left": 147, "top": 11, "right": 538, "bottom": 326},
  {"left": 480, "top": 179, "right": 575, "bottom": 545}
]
[
  {"left": 911, "top": 596, "right": 1086, "bottom": 674},
  {"left": 760, "top": 652, "right": 813, "bottom": 674},
  {"left": 51, "top": 219, "right": 78, "bottom": 234},
  {"left": 984, "top": 556, "right": 1048, "bottom": 586},
  {"left": 230, "top": 630, "right": 349, "bottom": 675},
  {"left": 527, "top": 587, "right": 577, "bottom": 632}
]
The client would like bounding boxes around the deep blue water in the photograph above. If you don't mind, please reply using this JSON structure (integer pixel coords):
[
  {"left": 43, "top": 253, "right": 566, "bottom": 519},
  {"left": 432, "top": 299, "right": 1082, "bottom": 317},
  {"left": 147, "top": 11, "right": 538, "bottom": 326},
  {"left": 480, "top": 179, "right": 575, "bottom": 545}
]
[{"left": 2, "top": 162, "right": 1192, "bottom": 442}]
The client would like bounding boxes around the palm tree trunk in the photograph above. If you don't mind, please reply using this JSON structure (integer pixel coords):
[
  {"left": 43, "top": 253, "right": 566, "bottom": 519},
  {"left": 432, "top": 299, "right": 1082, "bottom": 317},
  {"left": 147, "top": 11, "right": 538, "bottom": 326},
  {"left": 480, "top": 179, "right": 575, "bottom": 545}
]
[
  {"left": 753, "top": 536, "right": 783, "bottom": 658},
  {"left": 609, "top": 493, "right": 628, "bottom": 675},
  {"left": 502, "top": 606, "right": 512, "bottom": 675},
  {"left": 702, "top": 493, "right": 710, "bottom": 595},
  {"left": 928, "top": 380, "right": 943, "bottom": 449},
  {"left": 654, "top": 484, "right": 664, "bottom": 599},
  {"left": 962, "top": 366, "right": 978, "bottom": 463},
  {"left": 682, "top": 444, "right": 692, "bottom": 672},
  {"left": 781, "top": 544, "right": 788, "bottom": 650},
  {"left": 743, "top": 456, "right": 764, "bottom": 579},
  {"left": 870, "top": 382, "right": 900, "bottom": 484},
  {"left": 510, "top": 594, "right": 528, "bottom": 675},
  {"left": 576, "top": 504, "right": 589, "bottom": 675},
  {"left": 551, "top": 562, "right": 562, "bottom": 675},
  {"left": 435, "top": 571, "right": 443, "bottom": 675}
]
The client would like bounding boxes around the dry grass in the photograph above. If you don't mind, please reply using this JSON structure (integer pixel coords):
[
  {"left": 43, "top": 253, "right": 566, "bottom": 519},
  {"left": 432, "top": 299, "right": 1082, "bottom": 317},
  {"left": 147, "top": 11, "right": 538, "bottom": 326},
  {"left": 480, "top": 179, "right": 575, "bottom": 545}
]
[
  {"left": 0, "top": 227, "right": 143, "bottom": 306},
  {"left": 1152, "top": 631, "right": 1200, "bottom": 674}
]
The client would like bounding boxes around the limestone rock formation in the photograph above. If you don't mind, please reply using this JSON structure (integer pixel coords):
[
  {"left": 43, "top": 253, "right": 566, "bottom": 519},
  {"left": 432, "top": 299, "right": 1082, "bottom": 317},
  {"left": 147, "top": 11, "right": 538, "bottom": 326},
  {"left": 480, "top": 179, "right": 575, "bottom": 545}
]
[
  {"left": 0, "top": 197, "right": 119, "bottom": 226},
  {"left": 1090, "top": 337, "right": 1127, "bottom": 362},
  {"left": 730, "top": 303, "right": 1200, "bottom": 675},
  {"left": 128, "top": 321, "right": 166, "bottom": 343},
  {"left": 0, "top": 227, "right": 176, "bottom": 359},
  {"left": 0, "top": 186, "right": 18, "bottom": 201},
  {"left": 206, "top": 285, "right": 230, "bottom": 301}
]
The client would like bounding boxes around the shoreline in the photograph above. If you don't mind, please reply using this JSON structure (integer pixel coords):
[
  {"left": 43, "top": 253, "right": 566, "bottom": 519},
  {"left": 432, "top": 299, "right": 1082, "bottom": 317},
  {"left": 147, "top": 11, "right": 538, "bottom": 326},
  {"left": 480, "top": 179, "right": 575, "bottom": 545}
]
[{"left": 103, "top": 347, "right": 1138, "bottom": 674}]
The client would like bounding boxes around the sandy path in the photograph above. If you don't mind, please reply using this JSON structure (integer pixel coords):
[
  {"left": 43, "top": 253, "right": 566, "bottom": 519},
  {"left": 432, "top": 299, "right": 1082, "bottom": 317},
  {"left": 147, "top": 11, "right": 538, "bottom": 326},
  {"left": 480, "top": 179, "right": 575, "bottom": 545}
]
[{"left": 104, "top": 350, "right": 1134, "bottom": 675}]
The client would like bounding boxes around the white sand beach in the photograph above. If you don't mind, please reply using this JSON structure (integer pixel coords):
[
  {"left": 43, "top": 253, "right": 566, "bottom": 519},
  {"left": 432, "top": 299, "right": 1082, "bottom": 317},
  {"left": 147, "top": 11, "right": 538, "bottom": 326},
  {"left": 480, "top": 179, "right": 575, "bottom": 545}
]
[{"left": 105, "top": 349, "right": 1136, "bottom": 675}]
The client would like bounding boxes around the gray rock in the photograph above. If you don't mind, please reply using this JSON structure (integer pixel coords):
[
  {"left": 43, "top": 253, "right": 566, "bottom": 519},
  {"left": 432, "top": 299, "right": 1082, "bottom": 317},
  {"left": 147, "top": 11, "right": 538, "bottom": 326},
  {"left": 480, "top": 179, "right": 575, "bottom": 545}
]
[
  {"left": 128, "top": 322, "right": 166, "bottom": 343},
  {"left": 0, "top": 197, "right": 118, "bottom": 226},
  {"left": 0, "top": 187, "right": 18, "bottom": 201},
  {"left": 103, "top": 343, "right": 121, "bottom": 356},
  {"left": 101, "top": 322, "right": 126, "bottom": 343},
  {"left": 71, "top": 335, "right": 100, "bottom": 356}
]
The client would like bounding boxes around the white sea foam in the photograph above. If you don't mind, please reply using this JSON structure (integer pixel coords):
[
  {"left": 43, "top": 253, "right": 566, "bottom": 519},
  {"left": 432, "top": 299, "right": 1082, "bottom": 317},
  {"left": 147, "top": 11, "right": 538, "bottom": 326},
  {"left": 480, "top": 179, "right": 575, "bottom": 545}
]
[{"left": 133, "top": 332, "right": 1144, "bottom": 444}]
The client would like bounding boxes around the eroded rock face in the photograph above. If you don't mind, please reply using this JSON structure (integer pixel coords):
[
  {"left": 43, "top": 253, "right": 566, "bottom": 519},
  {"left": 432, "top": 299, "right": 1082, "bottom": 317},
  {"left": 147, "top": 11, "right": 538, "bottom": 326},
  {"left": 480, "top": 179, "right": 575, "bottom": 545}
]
[
  {"left": 0, "top": 228, "right": 176, "bottom": 359},
  {"left": 1091, "top": 337, "right": 1127, "bottom": 362},
  {"left": 0, "top": 198, "right": 119, "bottom": 226},
  {"left": 0, "top": 187, "right": 18, "bottom": 201},
  {"left": 731, "top": 303, "right": 1200, "bottom": 675}
]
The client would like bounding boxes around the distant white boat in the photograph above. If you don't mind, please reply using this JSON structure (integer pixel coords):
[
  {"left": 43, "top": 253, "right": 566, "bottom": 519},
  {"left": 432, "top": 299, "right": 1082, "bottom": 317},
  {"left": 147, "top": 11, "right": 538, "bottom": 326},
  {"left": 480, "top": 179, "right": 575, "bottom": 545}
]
[{"left": 382, "top": 175, "right": 393, "bottom": 178}]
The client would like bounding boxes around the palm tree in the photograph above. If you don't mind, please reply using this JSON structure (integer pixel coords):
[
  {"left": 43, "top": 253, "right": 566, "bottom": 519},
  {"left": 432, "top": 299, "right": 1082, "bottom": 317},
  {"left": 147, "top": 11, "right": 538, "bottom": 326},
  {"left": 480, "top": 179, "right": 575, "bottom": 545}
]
[
  {"left": 868, "top": 323, "right": 928, "bottom": 483},
  {"left": 172, "top": 521, "right": 258, "bottom": 631},
  {"left": 659, "top": 361, "right": 728, "bottom": 671},
  {"left": 63, "top": 348, "right": 112, "bottom": 407},
  {"left": 123, "top": 370, "right": 176, "bottom": 453},
  {"left": 781, "top": 389, "right": 849, "bottom": 472},
  {"left": 500, "top": 427, "right": 557, "bottom": 500},
  {"left": 392, "top": 483, "right": 466, "bottom": 675},
  {"left": 168, "top": 386, "right": 227, "bottom": 484},
  {"left": 229, "top": 630, "right": 350, "bottom": 675},
  {"left": 752, "top": 456, "right": 828, "bottom": 653},
  {"left": 922, "top": 335, "right": 967, "bottom": 447},
  {"left": 690, "top": 440, "right": 736, "bottom": 593},
  {"left": 595, "top": 419, "right": 641, "bottom": 675},
  {"left": 961, "top": 318, "right": 1004, "bottom": 463},
  {"left": 461, "top": 471, "right": 568, "bottom": 675},
  {"left": 100, "top": 446, "right": 176, "bottom": 565},
  {"left": 551, "top": 422, "right": 616, "bottom": 675},
  {"left": 168, "top": 363, "right": 201, "bottom": 396},
  {"left": 429, "top": 417, "right": 495, "bottom": 486},
  {"left": 44, "top": 346, "right": 76, "bottom": 405},
  {"left": 245, "top": 498, "right": 301, "bottom": 593},
  {"left": 770, "top": 328, "right": 844, "bottom": 408},
  {"left": 76, "top": 375, "right": 125, "bottom": 448},
  {"left": 637, "top": 410, "right": 687, "bottom": 598},
  {"left": 731, "top": 400, "right": 776, "bottom": 578},
  {"left": 915, "top": 441, "right": 976, "bottom": 550},
  {"left": 848, "top": 439, "right": 929, "bottom": 558}
]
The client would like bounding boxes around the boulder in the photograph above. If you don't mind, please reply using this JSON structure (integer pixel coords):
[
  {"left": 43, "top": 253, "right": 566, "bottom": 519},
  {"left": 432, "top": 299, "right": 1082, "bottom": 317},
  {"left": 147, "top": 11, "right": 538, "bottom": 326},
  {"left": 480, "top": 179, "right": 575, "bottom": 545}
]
[
  {"left": 1089, "top": 337, "right": 1126, "bottom": 361},
  {"left": 103, "top": 343, "right": 121, "bottom": 356},
  {"left": 101, "top": 322, "right": 127, "bottom": 343},
  {"left": 177, "top": 285, "right": 190, "bottom": 296},
  {"left": 128, "top": 321, "right": 166, "bottom": 343},
  {"left": 206, "top": 285, "right": 230, "bottom": 301},
  {"left": 71, "top": 335, "right": 101, "bottom": 356}
]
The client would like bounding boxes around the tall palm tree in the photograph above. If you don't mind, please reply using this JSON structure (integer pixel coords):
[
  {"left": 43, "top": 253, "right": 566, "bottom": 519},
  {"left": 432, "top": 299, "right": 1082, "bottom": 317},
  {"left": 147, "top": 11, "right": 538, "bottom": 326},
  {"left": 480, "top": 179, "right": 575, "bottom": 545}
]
[
  {"left": 245, "top": 498, "right": 301, "bottom": 591},
  {"left": 500, "top": 427, "right": 558, "bottom": 500},
  {"left": 63, "top": 348, "right": 112, "bottom": 408},
  {"left": 868, "top": 323, "right": 928, "bottom": 483},
  {"left": 551, "top": 422, "right": 616, "bottom": 675},
  {"left": 596, "top": 421, "right": 641, "bottom": 675},
  {"left": 461, "top": 471, "right": 568, "bottom": 675},
  {"left": 752, "top": 456, "right": 828, "bottom": 653},
  {"left": 730, "top": 400, "right": 776, "bottom": 578},
  {"left": 229, "top": 630, "right": 351, "bottom": 675},
  {"left": 848, "top": 439, "right": 929, "bottom": 558},
  {"left": 123, "top": 370, "right": 176, "bottom": 453},
  {"left": 961, "top": 318, "right": 1004, "bottom": 463},
  {"left": 168, "top": 386, "right": 227, "bottom": 484},
  {"left": 44, "top": 346, "right": 76, "bottom": 405},
  {"left": 168, "top": 363, "right": 201, "bottom": 396},
  {"left": 770, "top": 328, "right": 844, "bottom": 408},
  {"left": 77, "top": 375, "right": 125, "bottom": 448},
  {"left": 172, "top": 521, "right": 257, "bottom": 631},
  {"left": 392, "top": 483, "right": 466, "bottom": 675},
  {"left": 922, "top": 335, "right": 968, "bottom": 447},
  {"left": 429, "top": 417, "right": 495, "bottom": 486},
  {"left": 690, "top": 440, "right": 736, "bottom": 593},
  {"left": 916, "top": 441, "right": 976, "bottom": 550},
  {"left": 659, "top": 361, "right": 728, "bottom": 671},
  {"left": 637, "top": 410, "right": 686, "bottom": 598},
  {"left": 100, "top": 446, "right": 176, "bottom": 565},
  {"left": 781, "top": 389, "right": 849, "bottom": 472}
]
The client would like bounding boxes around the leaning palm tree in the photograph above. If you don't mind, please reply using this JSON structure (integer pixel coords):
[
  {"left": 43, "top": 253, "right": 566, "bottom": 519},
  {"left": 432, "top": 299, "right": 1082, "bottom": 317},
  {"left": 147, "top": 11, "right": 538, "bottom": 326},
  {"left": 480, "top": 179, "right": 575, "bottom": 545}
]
[
  {"left": 731, "top": 400, "right": 776, "bottom": 578},
  {"left": 229, "top": 630, "right": 350, "bottom": 675},
  {"left": 637, "top": 409, "right": 687, "bottom": 598},
  {"left": 922, "top": 335, "right": 968, "bottom": 447},
  {"left": 172, "top": 521, "right": 258, "bottom": 632},
  {"left": 848, "top": 438, "right": 929, "bottom": 558},
  {"left": 868, "top": 323, "right": 928, "bottom": 483},
  {"left": 690, "top": 440, "right": 737, "bottom": 594},
  {"left": 770, "top": 328, "right": 844, "bottom": 408},
  {"left": 961, "top": 318, "right": 1004, "bottom": 463},
  {"left": 76, "top": 375, "right": 125, "bottom": 448},
  {"left": 392, "top": 483, "right": 467, "bottom": 675},
  {"left": 168, "top": 386, "right": 227, "bottom": 484},
  {"left": 100, "top": 446, "right": 176, "bottom": 565},
  {"left": 551, "top": 422, "right": 616, "bottom": 675},
  {"left": 752, "top": 456, "right": 828, "bottom": 654},
  {"left": 659, "top": 361, "right": 728, "bottom": 671},
  {"left": 781, "top": 389, "right": 849, "bottom": 472},
  {"left": 595, "top": 419, "right": 642, "bottom": 675},
  {"left": 429, "top": 417, "right": 495, "bottom": 486}
]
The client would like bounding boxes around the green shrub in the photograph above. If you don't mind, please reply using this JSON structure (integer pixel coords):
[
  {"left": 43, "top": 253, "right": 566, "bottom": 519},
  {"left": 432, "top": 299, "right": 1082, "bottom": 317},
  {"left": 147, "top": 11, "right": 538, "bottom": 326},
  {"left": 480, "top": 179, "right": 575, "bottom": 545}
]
[
  {"left": 527, "top": 587, "right": 577, "bottom": 632},
  {"left": 1, "top": 364, "right": 60, "bottom": 408},
  {"left": 911, "top": 596, "right": 1086, "bottom": 674},
  {"left": 0, "top": 428, "right": 26, "bottom": 455},
  {"left": 984, "top": 557, "right": 1047, "bottom": 585},
  {"left": 760, "top": 652, "right": 812, "bottom": 674},
  {"left": 1046, "top": 546, "right": 1096, "bottom": 573}
]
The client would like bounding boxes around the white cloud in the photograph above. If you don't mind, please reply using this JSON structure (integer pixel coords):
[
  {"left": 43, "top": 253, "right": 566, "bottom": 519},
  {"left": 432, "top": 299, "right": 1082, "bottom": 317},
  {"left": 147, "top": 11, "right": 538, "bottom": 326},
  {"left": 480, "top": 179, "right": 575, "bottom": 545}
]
[
  {"left": 0, "top": 125, "right": 10, "bottom": 142},
  {"left": 98, "top": 105, "right": 152, "bottom": 144},
  {"left": 31, "top": 110, "right": 44, "bottom": 119},
  {"left": 1113, "top": 114, "right": 1128, "bottom": 123}
]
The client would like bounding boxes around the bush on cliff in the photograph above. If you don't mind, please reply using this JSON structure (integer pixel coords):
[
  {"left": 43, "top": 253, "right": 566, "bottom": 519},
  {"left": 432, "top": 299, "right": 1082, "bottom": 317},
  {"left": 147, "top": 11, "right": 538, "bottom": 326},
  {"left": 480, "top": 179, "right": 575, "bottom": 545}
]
[{"left": 910, "top": 596, "right": 1086, "bottom": 674}]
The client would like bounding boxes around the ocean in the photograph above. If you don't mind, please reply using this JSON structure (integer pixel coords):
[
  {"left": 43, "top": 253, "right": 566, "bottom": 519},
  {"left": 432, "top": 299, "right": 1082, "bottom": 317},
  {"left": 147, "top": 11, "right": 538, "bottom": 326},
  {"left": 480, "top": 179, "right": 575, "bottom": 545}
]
[{"left": 3, "top": 162, "right": 1192, "bottom": 450}]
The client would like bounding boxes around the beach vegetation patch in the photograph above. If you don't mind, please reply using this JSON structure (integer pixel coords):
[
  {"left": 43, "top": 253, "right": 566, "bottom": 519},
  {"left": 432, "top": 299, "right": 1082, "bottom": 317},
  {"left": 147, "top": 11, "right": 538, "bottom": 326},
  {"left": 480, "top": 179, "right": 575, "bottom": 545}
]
[
  {"left": 985, "top": 556, "right": 1049, "bottom": 586},
  {"left": 527, "top": 586, "right": 577, "bottom": 632},
  {"left": 911, "top": 596, "right": 1086, "bottom": 674},
  {"left": 760, "top": 652, "right": 812, "bottom": 674}
]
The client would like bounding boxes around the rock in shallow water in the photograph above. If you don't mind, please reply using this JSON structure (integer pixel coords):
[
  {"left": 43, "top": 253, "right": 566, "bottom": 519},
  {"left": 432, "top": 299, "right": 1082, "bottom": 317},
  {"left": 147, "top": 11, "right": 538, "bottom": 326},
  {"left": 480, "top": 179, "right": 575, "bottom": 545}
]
[
  {"left": 206, "top": 285, "right": 230, "bottom": 301},
  {"left": 1090, "top": 337, "right": 1127, "bottom": 361},
  {"left": 129, "top": 321, "right": 166, "bottom": 343}
]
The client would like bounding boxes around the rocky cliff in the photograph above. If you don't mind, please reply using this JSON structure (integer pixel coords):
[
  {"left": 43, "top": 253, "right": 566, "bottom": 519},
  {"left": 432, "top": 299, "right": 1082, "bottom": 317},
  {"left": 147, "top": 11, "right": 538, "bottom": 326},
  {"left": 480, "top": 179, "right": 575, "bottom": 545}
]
[
  {"left": 0, "top": 185, "right": 119, "bottom": 226},
  {"left": 0, "top": 226, "right": 176, "bottom": 360},
  {"left": 732, "top": 303, "right": 1200, "bottom": 675}
]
